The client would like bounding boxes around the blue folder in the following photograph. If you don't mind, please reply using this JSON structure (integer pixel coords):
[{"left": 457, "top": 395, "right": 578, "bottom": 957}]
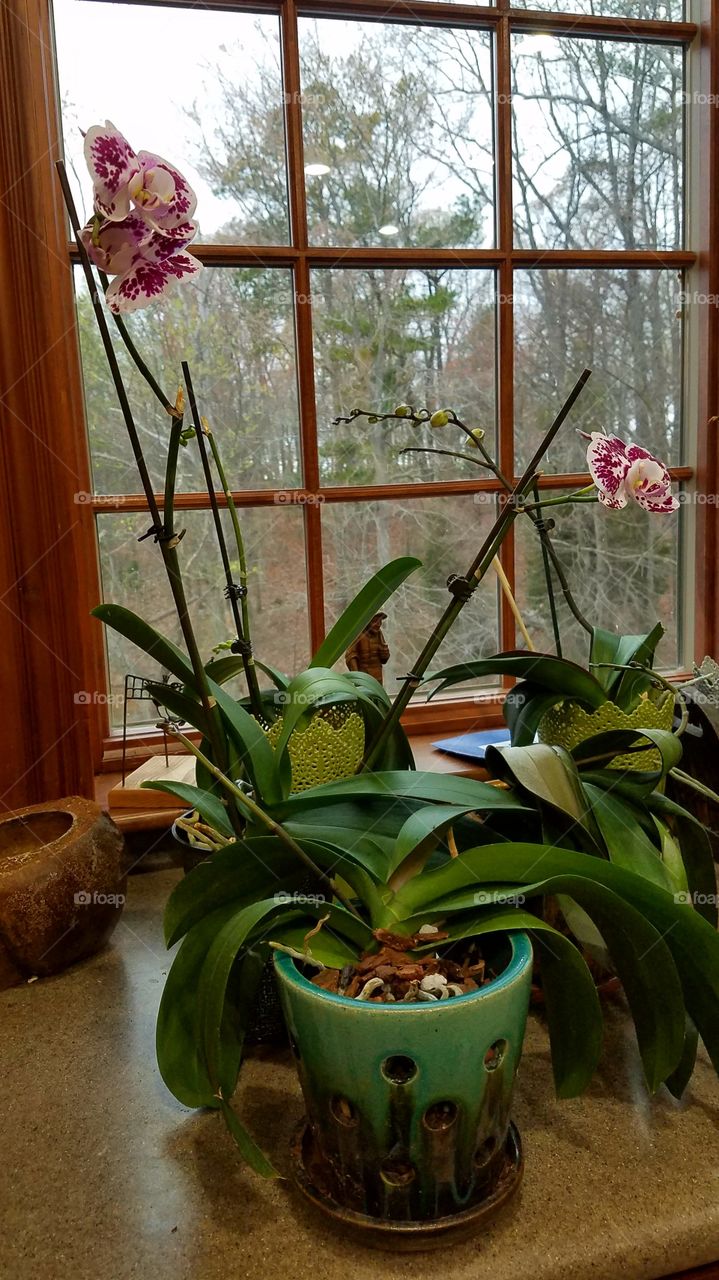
[{"left": 432, "top": 728, "right": 512, "bottom": 763}]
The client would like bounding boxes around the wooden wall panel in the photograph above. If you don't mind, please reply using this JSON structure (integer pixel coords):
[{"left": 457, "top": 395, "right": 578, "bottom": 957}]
[{"left": 0, "top": 0, "right": 102, "bottom": 806}]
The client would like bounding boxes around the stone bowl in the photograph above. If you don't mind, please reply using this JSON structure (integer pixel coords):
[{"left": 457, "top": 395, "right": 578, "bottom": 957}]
[{"left": 0, "top": 797, "right": 126, "bottom": 989}]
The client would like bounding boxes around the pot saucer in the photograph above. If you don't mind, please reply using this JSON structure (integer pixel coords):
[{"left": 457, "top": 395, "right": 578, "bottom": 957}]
[{"left": 289, "top": 1118, "right": 523, "bottom": 1251}]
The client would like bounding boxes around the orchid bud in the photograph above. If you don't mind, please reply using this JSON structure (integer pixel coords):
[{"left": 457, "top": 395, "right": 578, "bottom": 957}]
[
  {"left": 467, "top": 428, "right": 486, "bottom": 448},
  {"left": 430, "top": 409, "right": 451, "bottom": 429},
  {"left": 394, "top": 404, "right": 412, "bottom": 417}
]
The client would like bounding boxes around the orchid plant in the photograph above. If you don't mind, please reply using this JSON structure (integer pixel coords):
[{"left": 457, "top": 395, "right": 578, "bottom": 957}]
[{"left": 54, "top": 126, "right": 719, "bottom": 1178}]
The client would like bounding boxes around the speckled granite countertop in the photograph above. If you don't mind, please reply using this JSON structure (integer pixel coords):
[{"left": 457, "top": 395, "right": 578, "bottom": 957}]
[{"left": 2, "top": 868, "right": 719, "bottom": 1280}]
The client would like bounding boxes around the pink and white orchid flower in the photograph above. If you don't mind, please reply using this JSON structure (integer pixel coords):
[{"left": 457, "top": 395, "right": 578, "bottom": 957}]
[
  {"left": 81, "top": 121, "right": 201, "bottom": 314},
  {"left": 582, "top": 432, "right": 679, "bottom": 513}
]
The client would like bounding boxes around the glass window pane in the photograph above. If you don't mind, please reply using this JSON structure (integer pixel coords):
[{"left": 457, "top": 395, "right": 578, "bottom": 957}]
[
  {"left": 322, "top": 496, "right": 500, "bottom": 696},
  {"left": 512, "top": 0, "right": 681, "bottom": 16},
  {"left": 513, "top": 269, "right": 682, "bottom": 473},
  {"left": 97, "top": 508, "right": 308, "bottom": 728},
  {"left": 299, "top": 21, "right": 495, "bottom": 248},
  {"left": 512, "top": 36, "right": 682, "bottom": 250},
  {"left": 55, "top": 1, "right": 289, "bottom": 245},
  {"left": 312, "top": 268, "right": 496, "bottom": 485},
  {"left": 75, "top": 267, "right": 301, "bottom": 495},
  {"left": 514, "top": 488, "right": 681, "bottom": 667}
]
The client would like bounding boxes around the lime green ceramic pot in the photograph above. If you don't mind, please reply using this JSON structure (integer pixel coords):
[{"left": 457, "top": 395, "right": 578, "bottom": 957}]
[
  {"left": 537, "top": 692, "right": 675, "bottom": 770},
  {"left": 263, "top": 703, "right": 365, "bottom": 793},
  {"left": 274, "top": 933, "right": 533, "bottom": 1225}
]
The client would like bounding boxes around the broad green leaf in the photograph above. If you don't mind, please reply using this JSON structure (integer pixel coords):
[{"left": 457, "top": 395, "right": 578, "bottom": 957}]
[
  {"left": 92, "top": 603, "right": 195, "bottom": 685},
  {"left": 310, "top": 557, "right": 421, "bottom": 669},
  {"left": 204, "top": 656, "right": 290, "bottom": 691},
  {"left": 344, "top": 670, "right": 392, "bottom": 707},
  {"left": 273, "top": 770, "right": 529, "bottom": 818},
  {"left": 648, "top": 793, "right": 718, "bottom": 927},
  {"left": 664, "top": 1018, "right": 699, "bottom": 1100},
  {"left": 582, "top": 783, "right": 673, "bottom": 891},
  {"left": 589, "top": 623, "right": 664, "bottom": 707},
  {"left": 220, "top": 1098, "right": 279, "bottom": 1179},
  {"left": 504, "top": 681, "right": 562, "bottom": 746},
  {"left": 143, "top": 779, "right": 234, "bottom": 839},
  {"left": 155, "top": 903, "right": 239, "bottom": 1108},
  {"left": 486, "top": 743, "right": 602, "bottom": 850},
  {"left": 424, "top": 652, "right": 608, "bottom": 709},
  {"left": 407, "top": 863, "right": 683, "bottom": 1091},
  {"left": 571, "top": 728, "right": 681, "bottom": 780},
  {"left": 163, "top": 838, "right": 310, "bottom": 947},
  {"left": 387, "top": 804, "right": 484, "bottom": 880},
  {"left": 209, "top": 679, "right": 288, "bottom": 804}
]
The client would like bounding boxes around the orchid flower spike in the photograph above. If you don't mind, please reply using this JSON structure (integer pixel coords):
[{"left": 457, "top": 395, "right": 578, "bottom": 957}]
[{"left": 582, "top": 432, "right": 679, "bottom": 513}]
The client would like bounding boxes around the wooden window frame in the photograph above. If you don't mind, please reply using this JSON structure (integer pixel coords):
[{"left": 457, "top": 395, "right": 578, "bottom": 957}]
[{"left": 1, "top": 0, "right": 717, "bottom": 798}]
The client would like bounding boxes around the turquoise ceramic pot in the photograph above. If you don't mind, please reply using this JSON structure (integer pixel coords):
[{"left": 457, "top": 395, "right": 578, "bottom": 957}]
[{"left": 274, "top": 932, "right": 533, "bottom": 1222}]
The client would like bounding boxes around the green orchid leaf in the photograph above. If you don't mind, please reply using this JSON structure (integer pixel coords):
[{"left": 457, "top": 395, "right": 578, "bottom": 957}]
[
  {"left": 344, "top": 670, "right": 392, "bottom": 707},
  {"left": 220, "top": 1098, "right": 279, "bottom": 1179},
  {"left": 142, "top": 779, "right": 234, "bottom": 838},
  {"left": 664, "top": 1018, "right": 699, "bottom": 1100},
  {"left": 163, "top": 838, "right": 309, "bottom": 947},
  {"left": 571, "top": 727, "right": 681, "bottom": 779},
  {"left": 387, "top": 804, "right": 484, "bottom": 882},
  {"left": 652, "top": 817, "right": 688, "bottom": 897},
  {"left": 504, "top": 681, "right": 562, "bottom": 745},
  {"left": 648, "top": 793, "right": 718, "bottom": 927},
  {"left": 486, "top": 743, "right": 602, "bottom": 850},
  {"left": 406, "top": 862, "right": 683, "bottom": 1091},
  {"left": 310, "top": 557, "right": 421, "bottom": 670},
  {"left": 273, "top": 770, "right": 529, "bottom": 819},
  {"left": 424, "top": 652, "right": 608, "bottom": 709},
  {"left": 155, "top": 903, "right": 240, "bottom": 1109},
  {"left": 209, "top": 679, "right": 288, "bottom": 805},
  {"left": 582, "top": 783, "right": 673, "bottom": 891},
  {"left": 91, "top": 603, "right": 195, "bottom": 685},
  {"left": 589, "top": 623, "right": 664, "bottom": 707}
]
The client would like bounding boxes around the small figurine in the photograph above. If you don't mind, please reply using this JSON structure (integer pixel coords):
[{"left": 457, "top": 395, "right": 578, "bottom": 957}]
[{"left": 345, "top": 612, "right": 390, "bottom": 685}]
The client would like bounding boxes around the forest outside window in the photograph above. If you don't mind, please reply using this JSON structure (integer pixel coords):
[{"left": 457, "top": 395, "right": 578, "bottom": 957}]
[{"left": 52, "top": 0, "right": 694, "bottom": 736}]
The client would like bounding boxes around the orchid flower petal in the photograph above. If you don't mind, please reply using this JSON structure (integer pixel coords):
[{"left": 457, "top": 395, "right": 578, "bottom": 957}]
[
  {"left": 597, "top": 487, "right": 628, "bottom": 510},
  {"left": 634, "top": 490, "right": 680, "bottom": 513},
  {"left": 585, "top": 432, "right": 631, "bottom": 500},
  {"left": 105, "top": 252, "right": 202, "bottom": 314},
  {"left": 84, "top": 121, "right": 140, "bottom": 221},
  {"left": 79, "top": 211, "right": 154, "bottom": 275},
  {"left": 140, "top": 222, "right": 199, "bottom": 264},
  {"left": 133, "top": 152, "right": 197, "bottom": 228}
]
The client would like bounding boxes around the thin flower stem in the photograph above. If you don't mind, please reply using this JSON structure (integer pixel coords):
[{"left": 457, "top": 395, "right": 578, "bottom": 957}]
[
  {"left": 182, "top": 363, "right": 264, "bottom": 720},
  {"left": 362, "top": 370, "right": 592, "bottom": 769},
  {"left": 532, "top": 480, "right": 563, "bottom": 656},
  {"left": 171, "top": 729, "right": 362, "bottom": 917},
  {"left": 96, "top": 271, "right": 176, "bottom": 416},
  {"left": 56, "top": 161, "right": 233, "bottom": 808},
  {"left": 205, "top": 425, "right": 255, "bottom": 670}
]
